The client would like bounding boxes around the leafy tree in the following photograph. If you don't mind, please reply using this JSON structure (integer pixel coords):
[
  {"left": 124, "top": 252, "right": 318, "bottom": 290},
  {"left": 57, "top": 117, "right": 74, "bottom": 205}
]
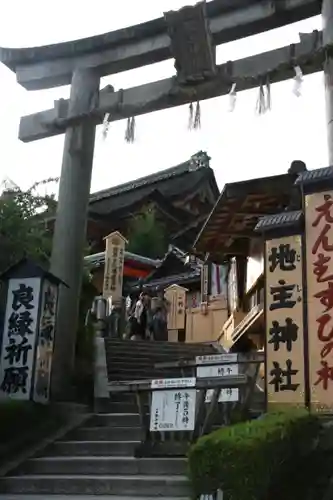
[
  {"left": 127, "top": 205, "right": 167, "bottom": 259},
  {"left": 0, "top": 178, "right": 58, "bottom": 274}
]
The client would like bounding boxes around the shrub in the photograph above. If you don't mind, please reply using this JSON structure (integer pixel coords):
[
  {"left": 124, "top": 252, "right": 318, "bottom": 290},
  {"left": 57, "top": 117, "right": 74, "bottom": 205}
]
[{"left": 187, "top": 409, "right": 320, "bottom": 500}]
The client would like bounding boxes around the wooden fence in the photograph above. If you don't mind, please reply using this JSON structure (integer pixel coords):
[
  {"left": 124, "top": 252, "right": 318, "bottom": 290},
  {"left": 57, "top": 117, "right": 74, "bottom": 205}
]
[{"left": 108, "top": 352, "right": 264, "bottom": 457}]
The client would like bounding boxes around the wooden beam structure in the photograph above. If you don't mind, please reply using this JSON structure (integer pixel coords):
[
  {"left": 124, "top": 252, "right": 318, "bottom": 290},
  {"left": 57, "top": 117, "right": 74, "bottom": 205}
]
[
  {"left": 19, "top": 30, "right": 323, "bottom": 143},
  {"left": 0, "top": 0, "right": 320, "bottom": 90}
]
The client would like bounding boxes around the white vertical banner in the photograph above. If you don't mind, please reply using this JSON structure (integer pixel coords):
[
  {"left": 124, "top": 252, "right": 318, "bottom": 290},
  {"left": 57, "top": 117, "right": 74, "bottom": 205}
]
[{"left": 0, "top": 277, "right": 41, "bottom": 400}]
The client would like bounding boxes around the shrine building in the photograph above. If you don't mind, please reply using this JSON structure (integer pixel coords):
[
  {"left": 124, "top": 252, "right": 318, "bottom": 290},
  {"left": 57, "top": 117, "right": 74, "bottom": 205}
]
[{"left": 194, "top": 163, "right": 333, "bottom": 413}]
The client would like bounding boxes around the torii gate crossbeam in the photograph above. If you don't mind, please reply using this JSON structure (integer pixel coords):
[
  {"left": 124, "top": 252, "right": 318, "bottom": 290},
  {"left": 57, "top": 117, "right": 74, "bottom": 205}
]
[{"left": 0, "top": 0, "right": 321, "bottom": 90}]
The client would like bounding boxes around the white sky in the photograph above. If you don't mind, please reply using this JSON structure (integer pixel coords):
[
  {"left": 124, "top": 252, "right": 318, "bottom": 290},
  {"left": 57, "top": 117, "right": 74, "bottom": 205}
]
[{"left": 0, "top": 1, "right": 327, "bottom": 194}]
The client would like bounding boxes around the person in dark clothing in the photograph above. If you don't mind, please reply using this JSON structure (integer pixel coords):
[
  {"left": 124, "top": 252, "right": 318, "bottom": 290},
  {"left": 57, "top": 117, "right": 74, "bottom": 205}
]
[
  {"left": 150, "top": 289, "right": 168, "bottom": 341},
  {"left": 131, "top": 292, "right": 148, "bottom": 340}
]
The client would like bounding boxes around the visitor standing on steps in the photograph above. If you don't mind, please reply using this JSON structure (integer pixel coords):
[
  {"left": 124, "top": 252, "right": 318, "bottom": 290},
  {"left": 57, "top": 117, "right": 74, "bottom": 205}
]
[
  {"left": 150, "top": 288, "right": 169, "bottom": 341},
  {"left": 131, "top": 292, "right": 148, "bottom": 340}
]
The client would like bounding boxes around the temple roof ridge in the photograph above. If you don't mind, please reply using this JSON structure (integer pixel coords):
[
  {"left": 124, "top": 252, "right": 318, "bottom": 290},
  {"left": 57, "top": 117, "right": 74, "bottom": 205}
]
[{"left": 89, "top": 151, "right": 211, "bottom": 204}]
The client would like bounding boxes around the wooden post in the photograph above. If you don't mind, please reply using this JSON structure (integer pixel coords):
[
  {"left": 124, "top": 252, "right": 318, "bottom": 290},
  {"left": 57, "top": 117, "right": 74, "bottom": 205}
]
[
  {"left": 164, "top": 284, "right": 188, "bottom": 341},
  {"left": 102, "top": 232, "right": 127, "bottom": 303},
  {"left": 323, "top": 0, "right": 333, "bottom": 164},
  {"left": 103, "top": 231, "right": 127, "bottom": 338},
  {"left": 50, "top": 68, "right": 100, "bottom": 399}
]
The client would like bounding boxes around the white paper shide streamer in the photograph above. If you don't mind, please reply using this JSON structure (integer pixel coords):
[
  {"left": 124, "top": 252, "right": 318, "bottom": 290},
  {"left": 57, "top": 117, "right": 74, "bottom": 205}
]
[
  {"left": 228, "top": 83, "right": 237, "bottom": 112},
  {"left": 188, "top": 101, "right": 201, "bottom": 130},
  {"left": 102, "top": 113, "right": 110, "bottom": 140},
  {"left": 293, "top": 66, "right": 303, "bottom": 97},
  {"left": 256, "top": 79, "right": 271, "bottom": 115}
]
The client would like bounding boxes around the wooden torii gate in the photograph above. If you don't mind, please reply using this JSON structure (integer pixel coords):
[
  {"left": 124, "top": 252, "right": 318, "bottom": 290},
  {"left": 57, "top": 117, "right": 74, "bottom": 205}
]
[{"left": 0, "top": 0, "right": 330, "bottom": 397}]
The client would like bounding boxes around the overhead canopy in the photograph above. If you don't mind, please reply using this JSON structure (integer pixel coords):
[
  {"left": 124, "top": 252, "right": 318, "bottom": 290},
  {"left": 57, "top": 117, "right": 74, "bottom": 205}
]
[{"left": 194, "top": 171, "right": 299, "bottom": 262}]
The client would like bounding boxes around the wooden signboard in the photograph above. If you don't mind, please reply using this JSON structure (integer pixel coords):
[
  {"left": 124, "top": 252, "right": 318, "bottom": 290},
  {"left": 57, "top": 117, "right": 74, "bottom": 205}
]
[
  {"left": 305, "top": 190, "right": 333, "bottom": 412},
  {"left": 102, "top": 231, "right": 128, "bottom": 303},
  {"left": 164, "top": 284, "right": 188, "bottom": 331},
  {"left": 265, "top": 235, "right": 306, "bottom": 410}
]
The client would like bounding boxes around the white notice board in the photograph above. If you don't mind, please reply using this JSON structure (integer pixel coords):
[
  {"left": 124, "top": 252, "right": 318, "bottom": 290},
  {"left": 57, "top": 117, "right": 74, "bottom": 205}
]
[
  {"left": 150, "top": 388, "right": 196, "bottom": 432},
  {"left": 196, "top": 362, "right": 239, "bottom": 404}
]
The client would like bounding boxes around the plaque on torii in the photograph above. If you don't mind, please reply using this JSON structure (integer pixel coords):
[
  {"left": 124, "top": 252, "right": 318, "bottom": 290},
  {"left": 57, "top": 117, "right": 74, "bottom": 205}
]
[{"left": 0, "top": 0, "right": 329, "bottom": 397}]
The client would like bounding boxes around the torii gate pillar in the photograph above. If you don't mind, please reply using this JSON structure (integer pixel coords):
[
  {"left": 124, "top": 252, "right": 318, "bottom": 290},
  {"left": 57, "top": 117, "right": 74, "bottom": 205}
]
[
  {"left": 323, "top": 0, "right": 333, "bottom": 165},
  {"left": 50, "top": 68, "right": 100, "bottom": 399}
]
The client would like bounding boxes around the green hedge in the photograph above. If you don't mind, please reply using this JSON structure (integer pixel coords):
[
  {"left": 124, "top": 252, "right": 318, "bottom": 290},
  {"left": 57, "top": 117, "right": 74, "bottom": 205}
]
[{"left": 187, "top": 409, "right": 320, "bottom": 500}]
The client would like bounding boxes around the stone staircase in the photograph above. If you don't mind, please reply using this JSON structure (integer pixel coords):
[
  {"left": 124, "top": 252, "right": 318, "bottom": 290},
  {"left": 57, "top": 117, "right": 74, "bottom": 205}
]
[
  {"left": 0, "top": 341, "right": 219, "bottom": 498},
  {"left": 0, "top": 340, "right": 264, "bottom": 497},
  {"left": 0, "top": 392, "right": 189, "bottom": 498},
  {"left": 105, "top": 339, "right": 217, "bottom": 382}
]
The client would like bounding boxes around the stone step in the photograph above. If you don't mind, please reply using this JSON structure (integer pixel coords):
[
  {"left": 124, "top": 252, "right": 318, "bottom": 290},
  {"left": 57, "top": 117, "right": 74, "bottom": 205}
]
[
  {"left": 105, "top": 352, "right": 197, "bottom": 363},
  {"left": 107, "top": 371, "right": 193, "bottom": 381},
  {"left": 109, "top": 393, "right": 136, "bottom": 403},
  {"left": 88, "top": 413, "right": 141, "bottom": 428},
  {"left": 105, "top": 353, "right": 202, "bottom": 363},
  {"left": 18, "top": 457, "right": 187, "bottom": 476},
  {"left": 107, "top": 361, "right": 194, "bottom": 373},
  {"left": 104, "top": 344, "right": 213, "bottom": 355},
  {"left": 0, "top": 496, "right": 189, "bottom": 500},
  {"left": 105, "top": 340, "right": 213, "bottom": 349},
  {"left": 104, "top": 401, "right": 138, "bottom": 413},
  {"left": 0, "top": 474, "right": 189, "bottom": 496},
  {"left": 43, "top": 440, "right": 140, "bottom": 457},
  {"left": 107, "top": 359, "right": 162, "bottom": 368},
  {"left": 69, "top": 426, "right": 143, "bottom": 442}
]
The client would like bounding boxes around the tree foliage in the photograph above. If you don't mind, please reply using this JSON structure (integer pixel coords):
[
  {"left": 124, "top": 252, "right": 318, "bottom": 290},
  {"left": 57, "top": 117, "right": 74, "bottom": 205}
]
[
  {"left": 0, "top": 179, "right": 57, "bottom": 274},
  {"left": 127, "top": 205, "right": 167, "bottom": 259}
]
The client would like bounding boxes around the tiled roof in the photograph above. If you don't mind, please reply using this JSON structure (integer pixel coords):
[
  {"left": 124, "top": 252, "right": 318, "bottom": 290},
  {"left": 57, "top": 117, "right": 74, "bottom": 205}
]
[
  {"left": 89, "top": 151, "right": 212, "bottom": 204},
  {"left": 194, "top": 171, "right": 296, "bottom": 259},
  {"left": 255, "top": 210, "right": 303, "bottom": 233},
  {"left": 295, "top": 166, "right": 333, "bottom": 186},
  {"left": 131, "top": 269, "right": 201, "bottom": 291}
]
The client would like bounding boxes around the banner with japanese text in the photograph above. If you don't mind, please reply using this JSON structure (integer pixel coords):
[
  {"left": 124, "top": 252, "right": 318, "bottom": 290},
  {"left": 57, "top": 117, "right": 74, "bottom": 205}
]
[
  {"left": 0, "top": 277, "right": 41, "bottom": 400},
  {"left": 103, "top": 231, "right": 126, "bottom": 303},
  {"left": 305, "top": 191, "right": 333, "bottom": 412},
  {"left": 33, "top": 280, "right": 58, "bottom": 404},
  {"left": 265, "top": 235, "right": 306, "bottom": 410}
]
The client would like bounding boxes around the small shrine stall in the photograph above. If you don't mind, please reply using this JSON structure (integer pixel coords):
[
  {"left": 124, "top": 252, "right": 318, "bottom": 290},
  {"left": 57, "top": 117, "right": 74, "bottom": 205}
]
[{"left": 85, "top": 249, "right": 160, "bottom": 294}]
